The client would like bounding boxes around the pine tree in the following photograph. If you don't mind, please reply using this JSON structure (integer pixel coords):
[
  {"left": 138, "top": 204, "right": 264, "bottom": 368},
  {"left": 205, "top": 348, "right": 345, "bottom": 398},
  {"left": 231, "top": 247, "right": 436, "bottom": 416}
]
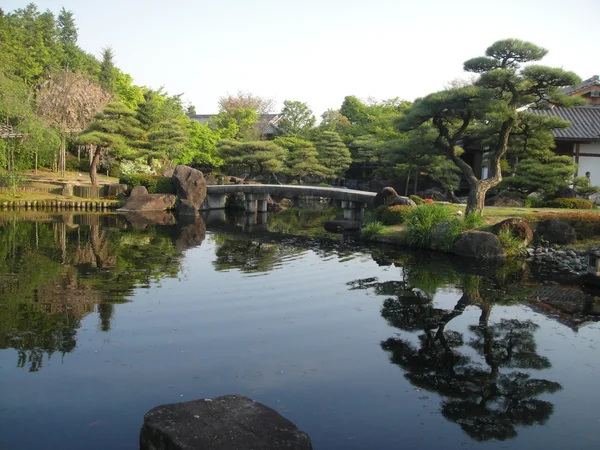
[
  {"left": 79, "top": 102, "right": 144, "bottom": 185},
  {"left": 314, "top": 131, "right": 352, "bottom": 179},
  {"left": 99, "top": 47, "right": 116, "bottom": 93}
]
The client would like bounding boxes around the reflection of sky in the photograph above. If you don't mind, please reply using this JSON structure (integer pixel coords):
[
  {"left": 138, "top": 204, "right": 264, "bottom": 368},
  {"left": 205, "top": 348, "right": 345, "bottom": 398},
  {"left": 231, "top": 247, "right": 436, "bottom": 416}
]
[{"left": 1, "top": 234, "right": 599, "bottom": 449}]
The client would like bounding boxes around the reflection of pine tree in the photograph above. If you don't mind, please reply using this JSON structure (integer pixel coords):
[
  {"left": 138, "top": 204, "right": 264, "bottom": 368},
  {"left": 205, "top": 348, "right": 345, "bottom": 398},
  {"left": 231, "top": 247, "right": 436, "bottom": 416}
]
[
  {"left": 97, "top": 303, "right": 114, "bottom": 332},
  {"left": 355, "top": 264, "right": 562, "bottom": 443}
]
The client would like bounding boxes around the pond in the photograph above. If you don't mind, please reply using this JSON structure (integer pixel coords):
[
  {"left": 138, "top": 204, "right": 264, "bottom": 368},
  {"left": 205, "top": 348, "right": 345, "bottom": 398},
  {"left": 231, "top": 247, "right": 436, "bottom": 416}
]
[{"left": 0, "top": 210, "right": 599, "bottom": 450}]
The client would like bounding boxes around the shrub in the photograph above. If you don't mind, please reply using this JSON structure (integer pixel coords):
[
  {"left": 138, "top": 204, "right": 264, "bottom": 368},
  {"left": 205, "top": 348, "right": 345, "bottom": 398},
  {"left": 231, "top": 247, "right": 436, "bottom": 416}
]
[
  {"left": 524, "top": 197, "right": 544, "bottom": 208},
  {"left": 410, "top": 195, "right": 424, "bottom": 205},
  {"left": 373, "top": 205, "right": 389, "bottom": 221},
  {"left": 381, "top": 205, "right": 412, "bottom": 225},
  {"left": 497, "top": 228, "right": 526, "bottom": 256},
  {"left": 119, "top": 174, "right": 175, "bottom": 194},
  {"left": 542, "top": 198, "right": 595, "bottom": 210},
  {"left": 463, "top": 212, "right": 485, "bottom": 230},
  {"left": 360, "top": 221, "right": 385, "bottom": 240},
  {"left": 406, "top": 204, "right": 452, "bottom": 248},
  {"left": 424, "top": 198, "right": 434, "bottom": 204},
  {"left": 525, "top": 212, "right": 600, "bottom": 239}
]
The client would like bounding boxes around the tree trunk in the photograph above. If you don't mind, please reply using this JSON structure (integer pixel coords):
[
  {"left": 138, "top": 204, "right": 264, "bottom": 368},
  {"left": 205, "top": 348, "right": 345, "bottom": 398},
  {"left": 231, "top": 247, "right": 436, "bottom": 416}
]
[
  {"left": 61, "top": 133, "right": 66, "bottom": 178},
  {"left": 465, "top": 181, "right": 489, "bottom": 216},
  {"left": 404, "top": 169, "right": 410, "bottom": 197},
  {"left": 90, "top": 147, "right": 102, "bottom": 186},
  {"left": 413, "top": 166, "right": 418, "bottom": 195}
]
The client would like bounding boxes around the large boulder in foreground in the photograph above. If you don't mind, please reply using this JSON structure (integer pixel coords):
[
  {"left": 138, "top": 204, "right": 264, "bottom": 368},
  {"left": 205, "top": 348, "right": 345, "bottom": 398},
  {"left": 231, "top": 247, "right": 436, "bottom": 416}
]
[
  {"left": 536, "top": 219, "right": 576, "bottom": 245},
  {"left": 374, "top": 187, "right": 415, "bottom": 208},
  {"left": 140, "top": 395, "right": 312, "bottom": 450},
  {"left": 453, "top": 231, "right": 505, "bottom": 259},
  {"left": 490, "top": 218, "right": 534, "bottom": 246},
  {"left": 118, "top": 186, "right": 176, "bottom": 212},
  {"left": 173, "top": 165, "right": 207, "bottom": 211}
]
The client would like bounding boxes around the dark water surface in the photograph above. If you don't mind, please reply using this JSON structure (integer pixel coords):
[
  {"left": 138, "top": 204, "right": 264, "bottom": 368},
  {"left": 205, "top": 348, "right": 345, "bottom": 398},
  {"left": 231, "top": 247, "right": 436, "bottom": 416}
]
[{"left": 1, "top": 210, "right": 599, "bottom": 450}]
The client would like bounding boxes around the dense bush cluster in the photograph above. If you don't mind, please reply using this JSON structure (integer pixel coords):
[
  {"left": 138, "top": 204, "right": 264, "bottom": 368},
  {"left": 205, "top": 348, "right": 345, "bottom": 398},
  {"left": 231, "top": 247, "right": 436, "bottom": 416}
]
[
  {"left": 405, "top": 204, "right": 452, "bottom": 248},
  {"left": 119, "top": 174, "right": 175, "bottom": 194},
  {"left": 542, "top": 198, "right": 595, "bottom": 210},
  {"left": 380, "top": 205, "right": 412, "bottom": 225}
]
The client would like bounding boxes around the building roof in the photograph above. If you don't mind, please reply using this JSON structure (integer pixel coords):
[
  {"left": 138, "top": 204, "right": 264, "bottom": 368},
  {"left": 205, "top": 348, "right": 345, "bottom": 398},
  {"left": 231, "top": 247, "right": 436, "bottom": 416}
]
[
  {"left": 528, "top": 106, "right": 600, "bottom": 140},
  {"left": 563, "top": 75, "right": 600, "bottom": 96}
]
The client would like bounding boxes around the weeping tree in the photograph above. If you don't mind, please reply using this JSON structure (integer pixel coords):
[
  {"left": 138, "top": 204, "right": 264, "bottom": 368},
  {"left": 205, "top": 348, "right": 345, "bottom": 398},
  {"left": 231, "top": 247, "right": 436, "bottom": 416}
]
[
  {"left": 79, "top": 102, "right": 144, "bottom": 185},
  {"left": 36, "top": 70, "right": 110, "bottom": 177},
  {"left": 398, "top": 39, "right": 581, "bottom": 215}
]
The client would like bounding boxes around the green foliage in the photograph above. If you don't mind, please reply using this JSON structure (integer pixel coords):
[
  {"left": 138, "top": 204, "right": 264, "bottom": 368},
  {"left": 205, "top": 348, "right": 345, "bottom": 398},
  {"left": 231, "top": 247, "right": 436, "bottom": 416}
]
[
  {"left": 179, "top": 120, "right": 224, "bottom": 168},
  {"left": 497, "top": 228, "right": 526, "bottom": 256},
  {"left": 502, "top": 155, "right": 576, "bottom": 198},
  {"left": 398, "top": 38, "right": 581, "bottom": 215},
  {"left": 463, "top": 212, "right": 485, "bottom": 229},
  {"left": 524, "top": 197, "right": 544, "bottom": 208},
  {"left": 217, "top": 139, "right": 285, "bottom": 179},
  {"left": 573, "top": 176, "right": 600, "bottom": 198},
  {"left": 99, "top": 47, "right": 116, "bottom": 93},
  {"left": 212, "top": 107, "right": 260, "bottom": 140},
  {"left": 274, "top": 136, "right": 328, "bottom": 181},
  {"left": 360, "top": 221, "right": 385, "bottom": 240},
  {"left": 381, "top": 205, "right": 412, "bottom": 225},
  {"left": 278, "top": 100, "right": 316, "bottom": 137},
  {"left": 405, "top": 204, "right": 452, "bottom": 248},
  {"left": 314, "top": 131, "right": 352, "bottom": 179},
  {"left": 0, "top": 171, "right": 26, "bottom": 196},
  {"left": 410, "top": 195, "right": 424, "bottom": 205},
  {"left": 119, "top": 174, "right": 175, "bottom": 194},
  {"left": 373, "top": 205, "right": 389, "bottom": 221},
  {"left": 542, "top": 198, "right": 595, "bottom": 210}
]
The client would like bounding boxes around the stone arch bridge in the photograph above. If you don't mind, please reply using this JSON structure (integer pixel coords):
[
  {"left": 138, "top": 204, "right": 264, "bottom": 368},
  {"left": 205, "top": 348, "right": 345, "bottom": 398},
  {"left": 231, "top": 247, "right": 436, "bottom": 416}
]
[{"left": 204, "top": 184, "right": 376, "bottom": 220}]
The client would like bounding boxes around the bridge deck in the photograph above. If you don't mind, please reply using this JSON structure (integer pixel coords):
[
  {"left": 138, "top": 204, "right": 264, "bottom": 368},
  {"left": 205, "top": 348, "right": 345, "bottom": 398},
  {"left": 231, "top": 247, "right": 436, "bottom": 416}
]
[{"left": 206, "top": 184, "right": 376, "bottom": 206}]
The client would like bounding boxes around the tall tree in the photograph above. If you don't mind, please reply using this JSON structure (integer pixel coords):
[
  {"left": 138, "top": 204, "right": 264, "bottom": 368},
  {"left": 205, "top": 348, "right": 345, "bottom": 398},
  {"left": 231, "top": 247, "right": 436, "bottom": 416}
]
[
  {"left": 99, "top": 47, "right": 116, "bottom": 93},
  {"left": 314, "top": 131, "right": 352, "bottom": 179},
  {"left": 36, "top": 70, "right": 111, "bottom": 177},
  {"left": 218, "top": 90, "right": 274, "bottom": 115},
  {"left": 56, "top": 7, "right": 77, "bottom": 45},
  {"left": 398, "top": 39, "right": 581, "bottom": 215},
  {"left": 278, "top": 100, "right": 316, "bottom": 137},
  {"left": 217, "top": 139, "right": 285, "bottom": 180},
  {"left": 79, "top": 102, "right": 144, "bottom": 185},
  {"left": 319, "top": 109, "right": 351, "bottom": 134}
]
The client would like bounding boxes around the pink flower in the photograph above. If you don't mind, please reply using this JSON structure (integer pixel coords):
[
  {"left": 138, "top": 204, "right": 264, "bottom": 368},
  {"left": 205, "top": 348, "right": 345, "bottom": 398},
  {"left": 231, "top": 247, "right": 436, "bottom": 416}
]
[{"left": 424, "top": 198, "right": 434, "bottom": 204}]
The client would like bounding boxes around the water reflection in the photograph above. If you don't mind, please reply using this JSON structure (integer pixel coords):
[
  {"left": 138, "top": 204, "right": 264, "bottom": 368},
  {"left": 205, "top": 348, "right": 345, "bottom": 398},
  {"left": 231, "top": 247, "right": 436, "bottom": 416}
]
[
  {"left": 350, "top": 255, "right": 562, "bottom": 441},
  {"left": 0, "top": 213, "right": 206, "bottom": 371}
]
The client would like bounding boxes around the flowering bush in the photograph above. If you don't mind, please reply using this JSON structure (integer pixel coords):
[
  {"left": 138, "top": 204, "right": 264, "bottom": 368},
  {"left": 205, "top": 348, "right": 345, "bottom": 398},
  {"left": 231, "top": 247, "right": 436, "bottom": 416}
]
[{"left": 424, "top": 198, "right": 434, "bottom": 204}]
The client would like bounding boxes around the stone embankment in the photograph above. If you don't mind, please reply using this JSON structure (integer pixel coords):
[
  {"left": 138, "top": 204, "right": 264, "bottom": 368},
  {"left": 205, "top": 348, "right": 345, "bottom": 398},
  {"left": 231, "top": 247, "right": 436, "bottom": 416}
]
[
  {"left": 527, "top": 246, "right": 588, "bottom": 277},
  {"left": 0, "top": 199, "right": 118, "bottom": 210}
]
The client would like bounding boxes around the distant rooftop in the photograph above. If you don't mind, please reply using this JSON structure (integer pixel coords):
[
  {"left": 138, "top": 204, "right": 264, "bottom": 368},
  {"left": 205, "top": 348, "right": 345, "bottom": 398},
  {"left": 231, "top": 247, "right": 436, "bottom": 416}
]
[
  {"left": 529, "top": 106, "right": 600, "bottom": 140},
  {"left": 563, "top": 75, "right": 600, "bottom": 96}
]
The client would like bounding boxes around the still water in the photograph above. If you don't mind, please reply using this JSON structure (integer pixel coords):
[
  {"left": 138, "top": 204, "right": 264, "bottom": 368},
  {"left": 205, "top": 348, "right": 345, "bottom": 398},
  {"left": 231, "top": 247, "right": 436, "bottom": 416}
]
[{"left": 0, "top": 210, "right": 599, "bottom": 450}]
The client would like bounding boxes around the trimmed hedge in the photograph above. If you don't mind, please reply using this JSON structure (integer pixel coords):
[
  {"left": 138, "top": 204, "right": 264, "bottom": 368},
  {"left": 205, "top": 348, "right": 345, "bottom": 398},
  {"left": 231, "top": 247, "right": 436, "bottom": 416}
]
[
  {"left": 542, "top": 198, "right": 595, "bottom": 210},
  {"left": 381, "top": 205, "right": 412, "bottom": 225},
  {"left": 119, "top": 174, "right": 175, "bottom": 194}
]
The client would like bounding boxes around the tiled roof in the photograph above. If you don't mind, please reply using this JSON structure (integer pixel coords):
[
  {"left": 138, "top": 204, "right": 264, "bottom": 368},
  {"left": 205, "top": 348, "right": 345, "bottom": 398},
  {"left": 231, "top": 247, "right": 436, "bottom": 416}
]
[
  {"left": 563, "top": 75, "right": 600, "bottom": 95},
  {"left": 528, "top": 106, "right": 600, "bottom": 140}
]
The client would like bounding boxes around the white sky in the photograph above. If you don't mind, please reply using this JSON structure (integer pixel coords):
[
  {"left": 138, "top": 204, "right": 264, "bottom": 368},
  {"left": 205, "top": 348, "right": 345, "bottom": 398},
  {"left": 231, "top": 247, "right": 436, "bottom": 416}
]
[{"left": 5, "top": 0, "right": 599, "bottom": 116}]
